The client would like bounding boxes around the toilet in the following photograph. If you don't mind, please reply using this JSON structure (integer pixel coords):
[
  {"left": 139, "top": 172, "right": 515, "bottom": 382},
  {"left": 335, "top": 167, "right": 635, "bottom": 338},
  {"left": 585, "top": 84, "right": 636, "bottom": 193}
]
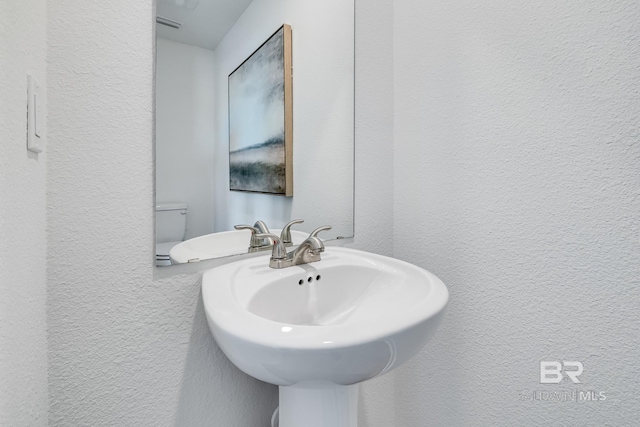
[{"left": 155, "top": 202, "right": 188, "bottom": 266}]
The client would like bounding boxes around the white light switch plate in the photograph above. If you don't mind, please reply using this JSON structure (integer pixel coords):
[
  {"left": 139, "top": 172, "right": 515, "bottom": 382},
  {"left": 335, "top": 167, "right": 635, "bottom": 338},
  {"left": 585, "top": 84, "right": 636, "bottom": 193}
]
[{"left": 27, "top": 74, "right": 43, "bottom": 153}]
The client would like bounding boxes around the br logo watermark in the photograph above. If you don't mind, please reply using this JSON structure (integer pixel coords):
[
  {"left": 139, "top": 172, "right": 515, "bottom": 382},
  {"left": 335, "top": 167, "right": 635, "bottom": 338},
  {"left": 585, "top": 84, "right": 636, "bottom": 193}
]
[
  {"left": 540, "top": 361, "right": 583, "bottom": 384},
  {"left": 517, "top": 360, "right": 607, "bottom": 403}
]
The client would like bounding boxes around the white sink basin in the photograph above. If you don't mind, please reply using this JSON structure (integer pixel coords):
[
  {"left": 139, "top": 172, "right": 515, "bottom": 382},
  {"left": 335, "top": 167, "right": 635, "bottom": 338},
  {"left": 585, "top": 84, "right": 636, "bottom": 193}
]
[
  {"left": 202, "top": 247, "right": 448, "bottom": 427},
  {"left": 170, "top": 228, "right": 308, "bottom": 263}
]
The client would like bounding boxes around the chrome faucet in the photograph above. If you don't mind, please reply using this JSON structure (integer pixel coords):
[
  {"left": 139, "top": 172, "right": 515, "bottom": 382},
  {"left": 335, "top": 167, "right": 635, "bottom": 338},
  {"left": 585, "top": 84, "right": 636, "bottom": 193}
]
[
  {"left": 256, "top": 225, "right": 332, "bottom": 269},
  {"left": 235, "top": 219, "right": 306, "bottom": 253},
  {"left": 234, "top": 220, "right": 276, "bottom": 253}
]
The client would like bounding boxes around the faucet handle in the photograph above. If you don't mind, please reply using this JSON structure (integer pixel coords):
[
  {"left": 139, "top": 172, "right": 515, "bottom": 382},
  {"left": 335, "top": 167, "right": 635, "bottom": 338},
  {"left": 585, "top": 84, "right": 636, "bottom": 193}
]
[
  {"left": 304, "top": 236, "right": 325, "bottom": 254},
  {"left": 280, "top": 219, "right": 304, "bottom": 244},
  {"left": 309, "top": 225, "right": 332, "bottom": 239},
  {"left": 234, "top": 224, "right": 265, "bottom": 248},
  {"left": 234, "top": 224, "right": 258, "bottom": 232},
  {"left": 305, "top": 226, "right": 331, "bottom": 254},
  {"left": 255, "top": 233, "right": 287, "bottom": 260}
]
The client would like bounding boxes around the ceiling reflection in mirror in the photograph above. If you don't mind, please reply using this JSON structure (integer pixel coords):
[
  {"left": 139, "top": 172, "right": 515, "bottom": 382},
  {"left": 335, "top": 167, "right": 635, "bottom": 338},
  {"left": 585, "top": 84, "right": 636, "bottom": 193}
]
[{"left": 155, "top": 0, "right": 354, "bottom": 266}]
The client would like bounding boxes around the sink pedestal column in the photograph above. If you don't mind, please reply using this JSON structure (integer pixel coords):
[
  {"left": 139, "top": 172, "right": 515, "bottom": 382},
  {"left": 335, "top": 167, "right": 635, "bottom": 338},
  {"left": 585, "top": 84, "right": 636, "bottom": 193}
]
[{"left": 279, "top": 382, "right": 359, "bottom": 427}]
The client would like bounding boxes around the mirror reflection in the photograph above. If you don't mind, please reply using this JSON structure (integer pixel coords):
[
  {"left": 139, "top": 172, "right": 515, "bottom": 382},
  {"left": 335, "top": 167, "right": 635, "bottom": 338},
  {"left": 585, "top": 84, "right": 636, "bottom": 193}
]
[{"left": 155, "top": 0, "right": 355, "bottom": 266}]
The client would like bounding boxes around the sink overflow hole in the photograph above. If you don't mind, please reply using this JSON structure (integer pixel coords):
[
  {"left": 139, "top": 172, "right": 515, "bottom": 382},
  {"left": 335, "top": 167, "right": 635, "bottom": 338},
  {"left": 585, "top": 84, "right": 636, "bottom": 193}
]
[
  {"left": 316, "top": 275, "right": 321, "bottom": 281},
  {"left": 307, "top": 277, "right": 313, "bottom": 283},
  {"left": 298, "top": 279, "right": 304, "bottom": 285}
]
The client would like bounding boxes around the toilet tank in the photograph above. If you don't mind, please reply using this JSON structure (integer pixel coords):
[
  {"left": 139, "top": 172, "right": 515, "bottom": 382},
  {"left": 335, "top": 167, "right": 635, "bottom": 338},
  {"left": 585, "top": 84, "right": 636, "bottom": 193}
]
[{"left": 156, "top": 203, "right": 188, "bottom": 243}]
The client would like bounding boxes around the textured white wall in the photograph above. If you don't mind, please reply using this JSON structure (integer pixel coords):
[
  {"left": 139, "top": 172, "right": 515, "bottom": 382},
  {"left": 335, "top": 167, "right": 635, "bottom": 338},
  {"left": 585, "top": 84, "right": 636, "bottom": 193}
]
[
  {"left": 392, "top": 1, "right": 640, "bottom": 425},
  {"left": 0, "top": 0, "right": 49, "bottom": 425},
  {"left": 42, "top": 0, "right": 640, "bottom": 426},
  {"left": 156, "top": 37, "right": 216, "bottom": 239},
  {"left": 46, "top": 1, "right": 276, "bottom": 425},
  {"left": 213, "top": 0, "right": 355, "bottom": 239}
]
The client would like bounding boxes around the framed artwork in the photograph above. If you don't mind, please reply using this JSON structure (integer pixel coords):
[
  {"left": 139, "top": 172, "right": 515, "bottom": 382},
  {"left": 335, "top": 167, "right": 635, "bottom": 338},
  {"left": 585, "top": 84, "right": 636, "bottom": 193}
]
[{"left": 228, "top": 24, "right": 293, "bottom": 196}]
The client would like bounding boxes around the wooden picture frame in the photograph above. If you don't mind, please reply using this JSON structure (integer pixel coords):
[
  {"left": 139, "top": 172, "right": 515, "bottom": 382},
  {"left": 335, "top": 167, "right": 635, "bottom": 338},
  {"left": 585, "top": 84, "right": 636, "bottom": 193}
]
[{"left": 228, "top": 24, "right": 293, "bottom": 197}]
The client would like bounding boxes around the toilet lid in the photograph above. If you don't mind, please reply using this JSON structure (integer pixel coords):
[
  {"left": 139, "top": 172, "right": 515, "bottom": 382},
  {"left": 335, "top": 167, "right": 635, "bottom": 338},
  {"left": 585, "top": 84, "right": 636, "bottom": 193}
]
[{"left": 156, "top": 241, "right": 181, "bottom": 258}]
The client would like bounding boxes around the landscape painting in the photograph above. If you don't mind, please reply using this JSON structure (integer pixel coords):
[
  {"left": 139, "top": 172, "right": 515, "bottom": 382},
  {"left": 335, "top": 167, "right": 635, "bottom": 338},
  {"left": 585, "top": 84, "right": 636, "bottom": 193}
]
[{"left": 228, "top": 24, "right": 293, "bottom": 196}]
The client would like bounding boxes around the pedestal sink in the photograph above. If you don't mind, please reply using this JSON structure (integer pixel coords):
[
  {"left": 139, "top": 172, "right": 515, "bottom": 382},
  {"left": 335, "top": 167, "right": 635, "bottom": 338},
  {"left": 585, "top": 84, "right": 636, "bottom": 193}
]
[{"left": 202, "top": 247, "right": 448, "bottom": 427}]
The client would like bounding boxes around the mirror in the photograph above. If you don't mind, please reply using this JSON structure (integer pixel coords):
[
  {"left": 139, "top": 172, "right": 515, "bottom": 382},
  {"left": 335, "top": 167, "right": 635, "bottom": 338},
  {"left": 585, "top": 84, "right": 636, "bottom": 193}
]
[{"left": 154, "top": 0, "right": 354, "bottom": 265}]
